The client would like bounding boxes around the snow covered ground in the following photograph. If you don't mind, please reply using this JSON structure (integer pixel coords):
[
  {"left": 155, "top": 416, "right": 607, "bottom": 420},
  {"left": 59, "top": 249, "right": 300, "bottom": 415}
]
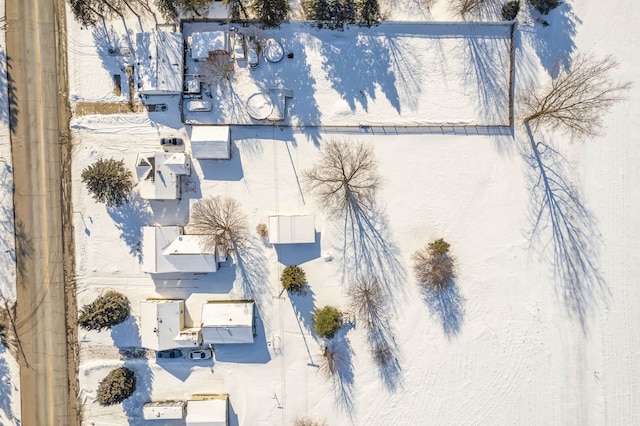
[
  {"left": 0, "top": 0, "right": 21, "bottom": 423},
  {"left": 69, "top": 0, "right": 640, "bottom": 425}
]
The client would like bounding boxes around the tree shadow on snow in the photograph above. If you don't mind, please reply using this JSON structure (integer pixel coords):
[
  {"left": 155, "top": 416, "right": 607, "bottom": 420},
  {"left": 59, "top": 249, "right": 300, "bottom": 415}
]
[
  {"left": 322, "top": 333, "right": 355, "bottom": 417},
  {"left": 289, "top": 287, "right": 317, "bottom": 333},
  {"left": 464, "top": 31, "right": 511, "bottom": 125},
  {"left": 527, "top": 2, "right": 579, "bottom": 78},
  {"left": 421, "top": 282, "right": 465, "bottom": 339},
  {"left": 233, "top": 238, "right": 273, "bottom": 332},
  {"left": 107, "top": 192, "right": 153, "bottom": 264},
  {"left": 340, "top": 204, "right": 406, "bottom": 305},
  {"left": 523, "top": 123, "right": 608, "bottom": 333},
  {"left": 110, "top": 315, "right": 154, "bottom": 425},
  {"left": 321, "top": 30, "right": 400, "bottom": 116},
  {"left": 0, "top": 346, "right": 19, "bottom": 425},
  {"left": 0, "top": 51, "right": 19, "bottom": 132}
]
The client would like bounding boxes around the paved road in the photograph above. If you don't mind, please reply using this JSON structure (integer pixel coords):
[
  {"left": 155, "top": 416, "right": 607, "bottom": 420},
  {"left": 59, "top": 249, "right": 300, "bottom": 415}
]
[{"left": 5, "top": 0, "right": 75, "bottom": 424}]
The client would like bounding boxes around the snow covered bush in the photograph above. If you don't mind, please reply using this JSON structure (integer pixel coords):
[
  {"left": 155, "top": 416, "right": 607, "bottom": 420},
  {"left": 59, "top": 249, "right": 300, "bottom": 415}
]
[
  {"left": 303, "top": 139, "right": 380, "bottom": 217},
  {"left": 528, "top": 0, "right": 558, "bottom": 15},
  {"left": 78, "top": 291, "right": 130, "bottom": 331},
  {"left": 412, "top": 239, "right": 456, "bottom": 292},
  {"left": 501, "top": 0, "right": 520, "bottom": 20},
  {"left": 281, "top": 265, "right": 308, "bottom": 295},
  {"left": 81, "top": 158, "right": 132, "bottom": 207},
  {"left": 294, "top": 417, "right": 328, "bottom": 426},
  {"left": 256, "top": 223, "right": 269, "bottom": 238},
  {"left": 313, "top": 306, "right": 343, "bottom": 339},
  {"left": 190, "top": 196, "right": 250, "bottom": 251},
  {"left": 96, "top": 367, "right": 136, "bottom": 406}
]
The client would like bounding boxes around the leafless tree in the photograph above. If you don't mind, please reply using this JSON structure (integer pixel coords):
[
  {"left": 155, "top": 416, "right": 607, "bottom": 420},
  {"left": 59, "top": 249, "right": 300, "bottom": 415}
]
[
  {"left": 522, "top": 53, "right": 631, "bottom": 138},
  {"left": 294, "top": 417, "right": 328, "bottom": 426},
  {"left": 319, "top": 340, "right": 348, "bottom": 377},
  {"left": 454, "top": 0, "right": 483, "bottom": 17},
  {"left": 412, "top": 239, "right": 456, "bottom": 292},
  {"left": 347, "top": 276, "right": 385, "bottom": 329},
  {"left": 199, "top": 53, "right": 235, "bottom": 88},
  {"left": 303, "top": 139, "right": 381, "bottom": 217},
  {"left": 189, "top": 196, "right": 250, "bottom": 252}
]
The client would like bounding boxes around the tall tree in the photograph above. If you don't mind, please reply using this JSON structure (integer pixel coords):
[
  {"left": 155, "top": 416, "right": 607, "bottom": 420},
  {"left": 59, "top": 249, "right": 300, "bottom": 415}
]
[
  {"left": 522, "top": 53, "right": 631, "bottom": 138},
  {"left": 78, "top": 291, "right": 130, "bottom": 331},
  {"left": 356, "top": 0, "right": 380, "bottom": 27},
  {"left": 252, "top": 0, "right": 289, "bottom": 27},
  {"left": 81, "top": 158, "right": 133, "bottom": 207}
]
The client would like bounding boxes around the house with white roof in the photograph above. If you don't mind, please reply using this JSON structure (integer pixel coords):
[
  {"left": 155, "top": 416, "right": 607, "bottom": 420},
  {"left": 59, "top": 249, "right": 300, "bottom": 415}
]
[
  {"left": 135, "top": 31, "right": 183, "bottom": 95},
  {"left": 186, "top": 394, "right": 229, "bottom": 426},
  {"left": 141, "top": 226, "right": 220, "bottom": 274},
  {"left": 189, "top": 31, "right": 230, "bottom": 59},
  {"left": 201, "top": 300, "right": 255, "bottom": 344},
  {"left": 136, "top": 152, "right": 191, "bottom": 200},
  {"left": 268, "top": 215, "right": 315, "bottom": 244},
  {"left": 140, "top": 299, "right": 202, "bottom": 351},
  {"left": 190, "top": 126, "right": 231, "bottom": 160}
]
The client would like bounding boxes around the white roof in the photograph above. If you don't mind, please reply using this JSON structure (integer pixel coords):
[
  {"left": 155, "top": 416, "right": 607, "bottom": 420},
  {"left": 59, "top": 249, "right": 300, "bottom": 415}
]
[
  {"left": 143, "top": 401, "right": 186, "bottom": 420},
  {"left": 137, "top": 152, "right": 191, "bottom": 200},
  {"left": 201, "top": 301, "right": 254, "bottom": 344},
  {"left": 191, "top": 31, "right": 229, "bottom": 59},
  {"left": 136, "top": 31, "right": 183, "bottom": 94},
  {"left": 190, "top": 126, "right": 231, "bottom": 159},
  {"left": 268, "top": 215, "right": 315, "bottom": 244},
  {"left": 140, "top": 300, "right": 185, "bottom": 351},
  {"left": 142, "top": 226, "right": 218, "bottom": 274},
  {"left": 186, "top": 397, "right": 228, "bottom": 426}
]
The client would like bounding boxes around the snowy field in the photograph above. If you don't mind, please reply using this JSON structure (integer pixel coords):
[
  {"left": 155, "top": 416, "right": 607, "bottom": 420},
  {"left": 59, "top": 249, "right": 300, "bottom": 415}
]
[
  {"left": 0, "top": 0, "right": 21, "bottom": 422},
  {"left": 68, "top": 1, "right": 640, "bottom": 426}
]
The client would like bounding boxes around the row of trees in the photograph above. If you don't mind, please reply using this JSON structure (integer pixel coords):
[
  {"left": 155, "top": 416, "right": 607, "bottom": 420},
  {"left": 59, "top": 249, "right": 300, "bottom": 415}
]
[
  {"left": 68, "top": 0, "right": 290, "bottom": 27},
  {"left": 303, "top": 0, "right": 381, "bottom": 28}
]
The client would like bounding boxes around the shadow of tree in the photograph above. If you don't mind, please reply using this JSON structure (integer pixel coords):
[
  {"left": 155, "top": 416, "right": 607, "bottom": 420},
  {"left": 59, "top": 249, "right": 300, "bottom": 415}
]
[
  {"left": 523, "top": 123, "right": 608, "bottom": 332},
  {"left": 107, "top": 192, "right": 153, "bottom": 263},
  {"left": 464, "top": 29, "right": 511, "bottom": 125},
  {"left": 111, "top": 316, "right": 154, "bottom": 425},
  {"left": 528, "top": 2, "right": 579, "bottom": 78},
  {"left": 233, "top": 237, "right": 272, "bottom": 314},
  {"left": 0, "top": 345, "right": 19, "bottom": 425},
  {"left": 341, "top": 204, "right": 406, "bottom": 303},
  {"left": 3, "top": 53, "right": 19, "bottom": 133},
  {"left": 320, "top": 30, "right": 400, "bottom": 115},
  {"left": 289, "top": 287, "right": 317, "bottom": 333},
  {"left": 322, "top": 334, "right": 355, "bottom": 416},
  {"left": 422, "top": 282, "right": 465, "bottom": 339}
]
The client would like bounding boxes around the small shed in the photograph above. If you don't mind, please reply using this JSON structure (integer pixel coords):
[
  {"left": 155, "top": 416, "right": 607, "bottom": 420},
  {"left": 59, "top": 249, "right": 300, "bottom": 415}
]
[
  {"left": 186, "top": 394, "right": 229, "bottom": 426},
  {"left": 140, "top": 299, "right": 202, "bottom": 351},
  {"left": 190, "top": 126, "right": 231, "bottom": 160},
  {"left": 141, "top": 226, "right": 219, "bottom": 274},
  {"left": 268, "top": 215, "right": 315, "bottom": 244},
  {"left": 201, "top": 300, "right": 255, "bottom": 344},
  {"left": 190, "top": 31, "right": 229, "bottom": 59},
  {"left": 143, "top": 400, "right": 187, "bottom": 421}
]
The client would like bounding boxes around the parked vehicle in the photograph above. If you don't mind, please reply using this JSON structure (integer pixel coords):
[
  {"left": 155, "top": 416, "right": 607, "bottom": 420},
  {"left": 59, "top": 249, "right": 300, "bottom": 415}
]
[
  {"left": 248, "top": 39, "right": 259, "bottom": 70},
  {"left": 160, "top": 137, "right": 183, "bottom": 146},
  {"left": 157, "top": 349, "right": 182, "bottom": 359},
  {"left": 233, "top": 32, "right": 246, "bottom": 61},
  {"left": 187, "top": 100, "right": 212, "bottom": 112},
  {"left": 188, "top": 349, "right": 213, "bottom": 360}
]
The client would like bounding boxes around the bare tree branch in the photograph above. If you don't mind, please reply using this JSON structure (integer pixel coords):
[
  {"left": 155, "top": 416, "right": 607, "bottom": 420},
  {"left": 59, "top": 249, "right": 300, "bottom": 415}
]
[
  {"left": 303, "top": 139, "right": 381, "bottom": 218},
  {"left": 523, "top": 53, "right": 631, "bottom": 138},
  {"left": 189, "top": 196, "right": 249, "bottom": 252},
  {"left": 199, "top": 53, "right": 235, "bottom": 88}
]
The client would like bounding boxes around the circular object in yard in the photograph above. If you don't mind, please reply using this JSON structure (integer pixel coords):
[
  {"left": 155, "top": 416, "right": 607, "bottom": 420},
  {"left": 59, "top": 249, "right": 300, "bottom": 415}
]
[
  {"left": 247, "top": 93, "right": 274, "bottom": 120},
  {"left": 264, "top": 39, "right": 284, "bottom": 63}
]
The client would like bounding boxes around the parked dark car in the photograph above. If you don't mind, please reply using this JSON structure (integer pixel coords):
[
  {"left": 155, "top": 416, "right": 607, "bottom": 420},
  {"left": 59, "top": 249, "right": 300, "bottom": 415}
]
[
  {"left": 160, "top": 137, "right": 183, "bottom": 146},
  {"left": 156, "top": 349, "right": 181, "bottom": 359}
]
